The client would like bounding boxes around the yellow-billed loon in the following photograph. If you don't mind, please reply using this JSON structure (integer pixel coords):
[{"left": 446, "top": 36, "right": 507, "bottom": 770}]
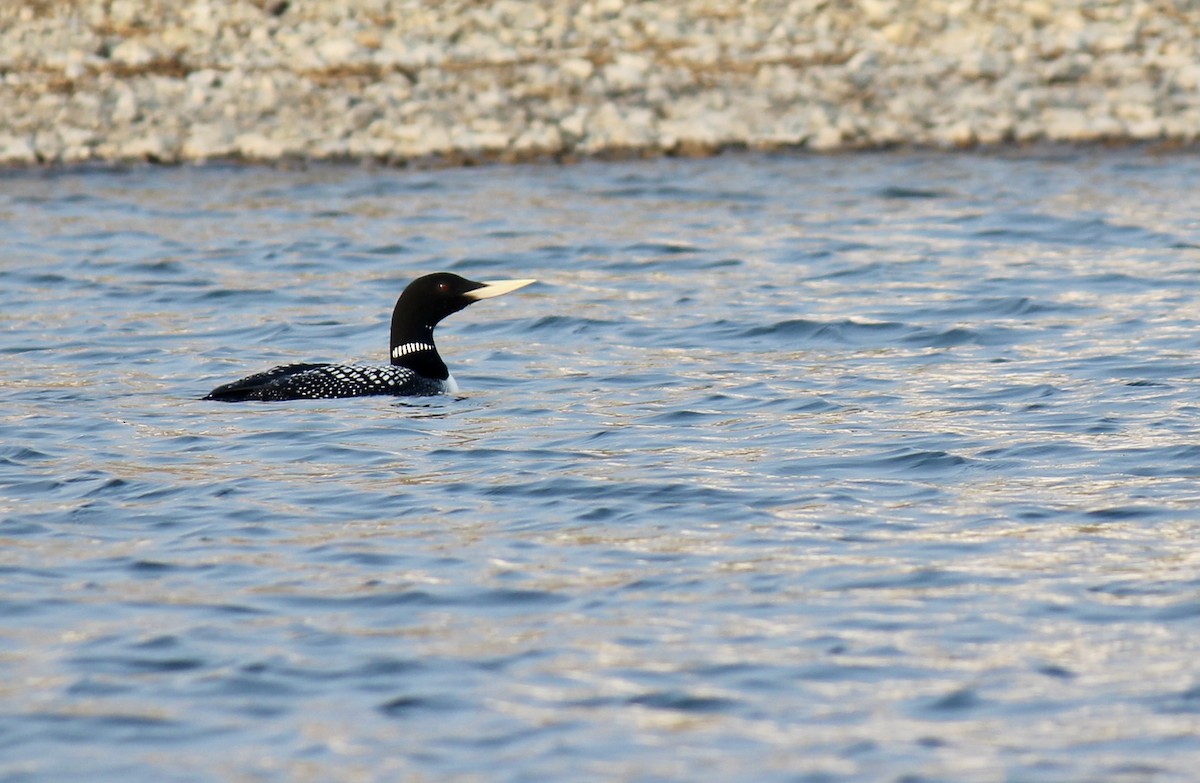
[{"left": 203, "top": 272, "right": 535, "bottom": 402}]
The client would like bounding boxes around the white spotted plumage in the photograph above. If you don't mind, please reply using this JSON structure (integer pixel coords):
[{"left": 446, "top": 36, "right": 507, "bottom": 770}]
[
  {"left": 204, "top": 362, "right": 449, "bottom": 400},
  {"left": 259, "top": 364, "right": 449, "bottom": 399}
]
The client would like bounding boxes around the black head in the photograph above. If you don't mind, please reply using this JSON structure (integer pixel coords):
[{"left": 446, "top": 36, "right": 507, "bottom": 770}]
[{"left": 389, "top": 272, "right": 535, "bottom": 376}]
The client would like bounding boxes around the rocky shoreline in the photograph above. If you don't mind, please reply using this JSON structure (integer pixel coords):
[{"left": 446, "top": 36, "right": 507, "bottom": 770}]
[{"left": 2, "top": 0, "right": 1198, "bottom": 167}]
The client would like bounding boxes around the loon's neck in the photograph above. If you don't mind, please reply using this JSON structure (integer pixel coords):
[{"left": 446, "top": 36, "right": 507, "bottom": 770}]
[
  {"left": 389, "top": 301, "right": 450, "bottom": 380},
  {"left": 390, "top": 336, "right": 448, "bottom": 380}
]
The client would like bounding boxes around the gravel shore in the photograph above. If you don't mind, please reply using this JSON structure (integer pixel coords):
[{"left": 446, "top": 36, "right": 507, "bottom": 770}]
[{"left": 2, "top": 0, "right": 1198, "bottom": 166}]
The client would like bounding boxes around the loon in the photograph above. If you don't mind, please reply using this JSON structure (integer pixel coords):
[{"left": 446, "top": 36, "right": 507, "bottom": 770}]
[{"left": 204, "top": 272, "right": 535, "bottom": 402}]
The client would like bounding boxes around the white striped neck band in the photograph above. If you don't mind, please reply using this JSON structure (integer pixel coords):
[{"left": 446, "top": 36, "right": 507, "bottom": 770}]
[{"left": 391, "top": 341, "right": 436, "bottom": 360}]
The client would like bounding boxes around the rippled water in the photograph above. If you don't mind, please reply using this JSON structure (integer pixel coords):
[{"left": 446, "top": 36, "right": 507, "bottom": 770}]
[{"left": 3, "top": 149, "right": 1200, "bottom": 782}]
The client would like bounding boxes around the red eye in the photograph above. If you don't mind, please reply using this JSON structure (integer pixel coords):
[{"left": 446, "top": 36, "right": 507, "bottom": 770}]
[{"left": 437, "top": 282, "right": 448, "bottom": 292}]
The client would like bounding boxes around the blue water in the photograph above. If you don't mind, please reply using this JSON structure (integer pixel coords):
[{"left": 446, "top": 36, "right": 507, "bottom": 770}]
[{"left": 3, "top": 149, "right": 1200, "bottom": 782}]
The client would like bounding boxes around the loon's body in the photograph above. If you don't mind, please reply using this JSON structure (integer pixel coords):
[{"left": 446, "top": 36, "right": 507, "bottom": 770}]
[{"left": 204, "top": 273, "right": 534, "bottom": 402}]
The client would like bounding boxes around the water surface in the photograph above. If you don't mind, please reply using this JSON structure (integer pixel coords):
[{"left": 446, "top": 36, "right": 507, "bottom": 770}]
[{"left": 3, "top": 149, "right": 1200, "bottom": 781}]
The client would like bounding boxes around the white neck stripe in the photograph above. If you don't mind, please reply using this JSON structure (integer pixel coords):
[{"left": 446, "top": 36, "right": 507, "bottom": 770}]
[{"left": 392, "top": 341, "right": 436, "bottom": 360}]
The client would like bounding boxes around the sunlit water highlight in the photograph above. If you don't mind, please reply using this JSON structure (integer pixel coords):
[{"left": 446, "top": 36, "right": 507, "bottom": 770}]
[{"left": 3, "top": 149, "right": 1200, "bottom": 782}]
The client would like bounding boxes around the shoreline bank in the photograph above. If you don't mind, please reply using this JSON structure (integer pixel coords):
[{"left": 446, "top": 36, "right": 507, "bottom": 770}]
[{"left": 3, "top": 0, "right": 1198, "bottom": 167}]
